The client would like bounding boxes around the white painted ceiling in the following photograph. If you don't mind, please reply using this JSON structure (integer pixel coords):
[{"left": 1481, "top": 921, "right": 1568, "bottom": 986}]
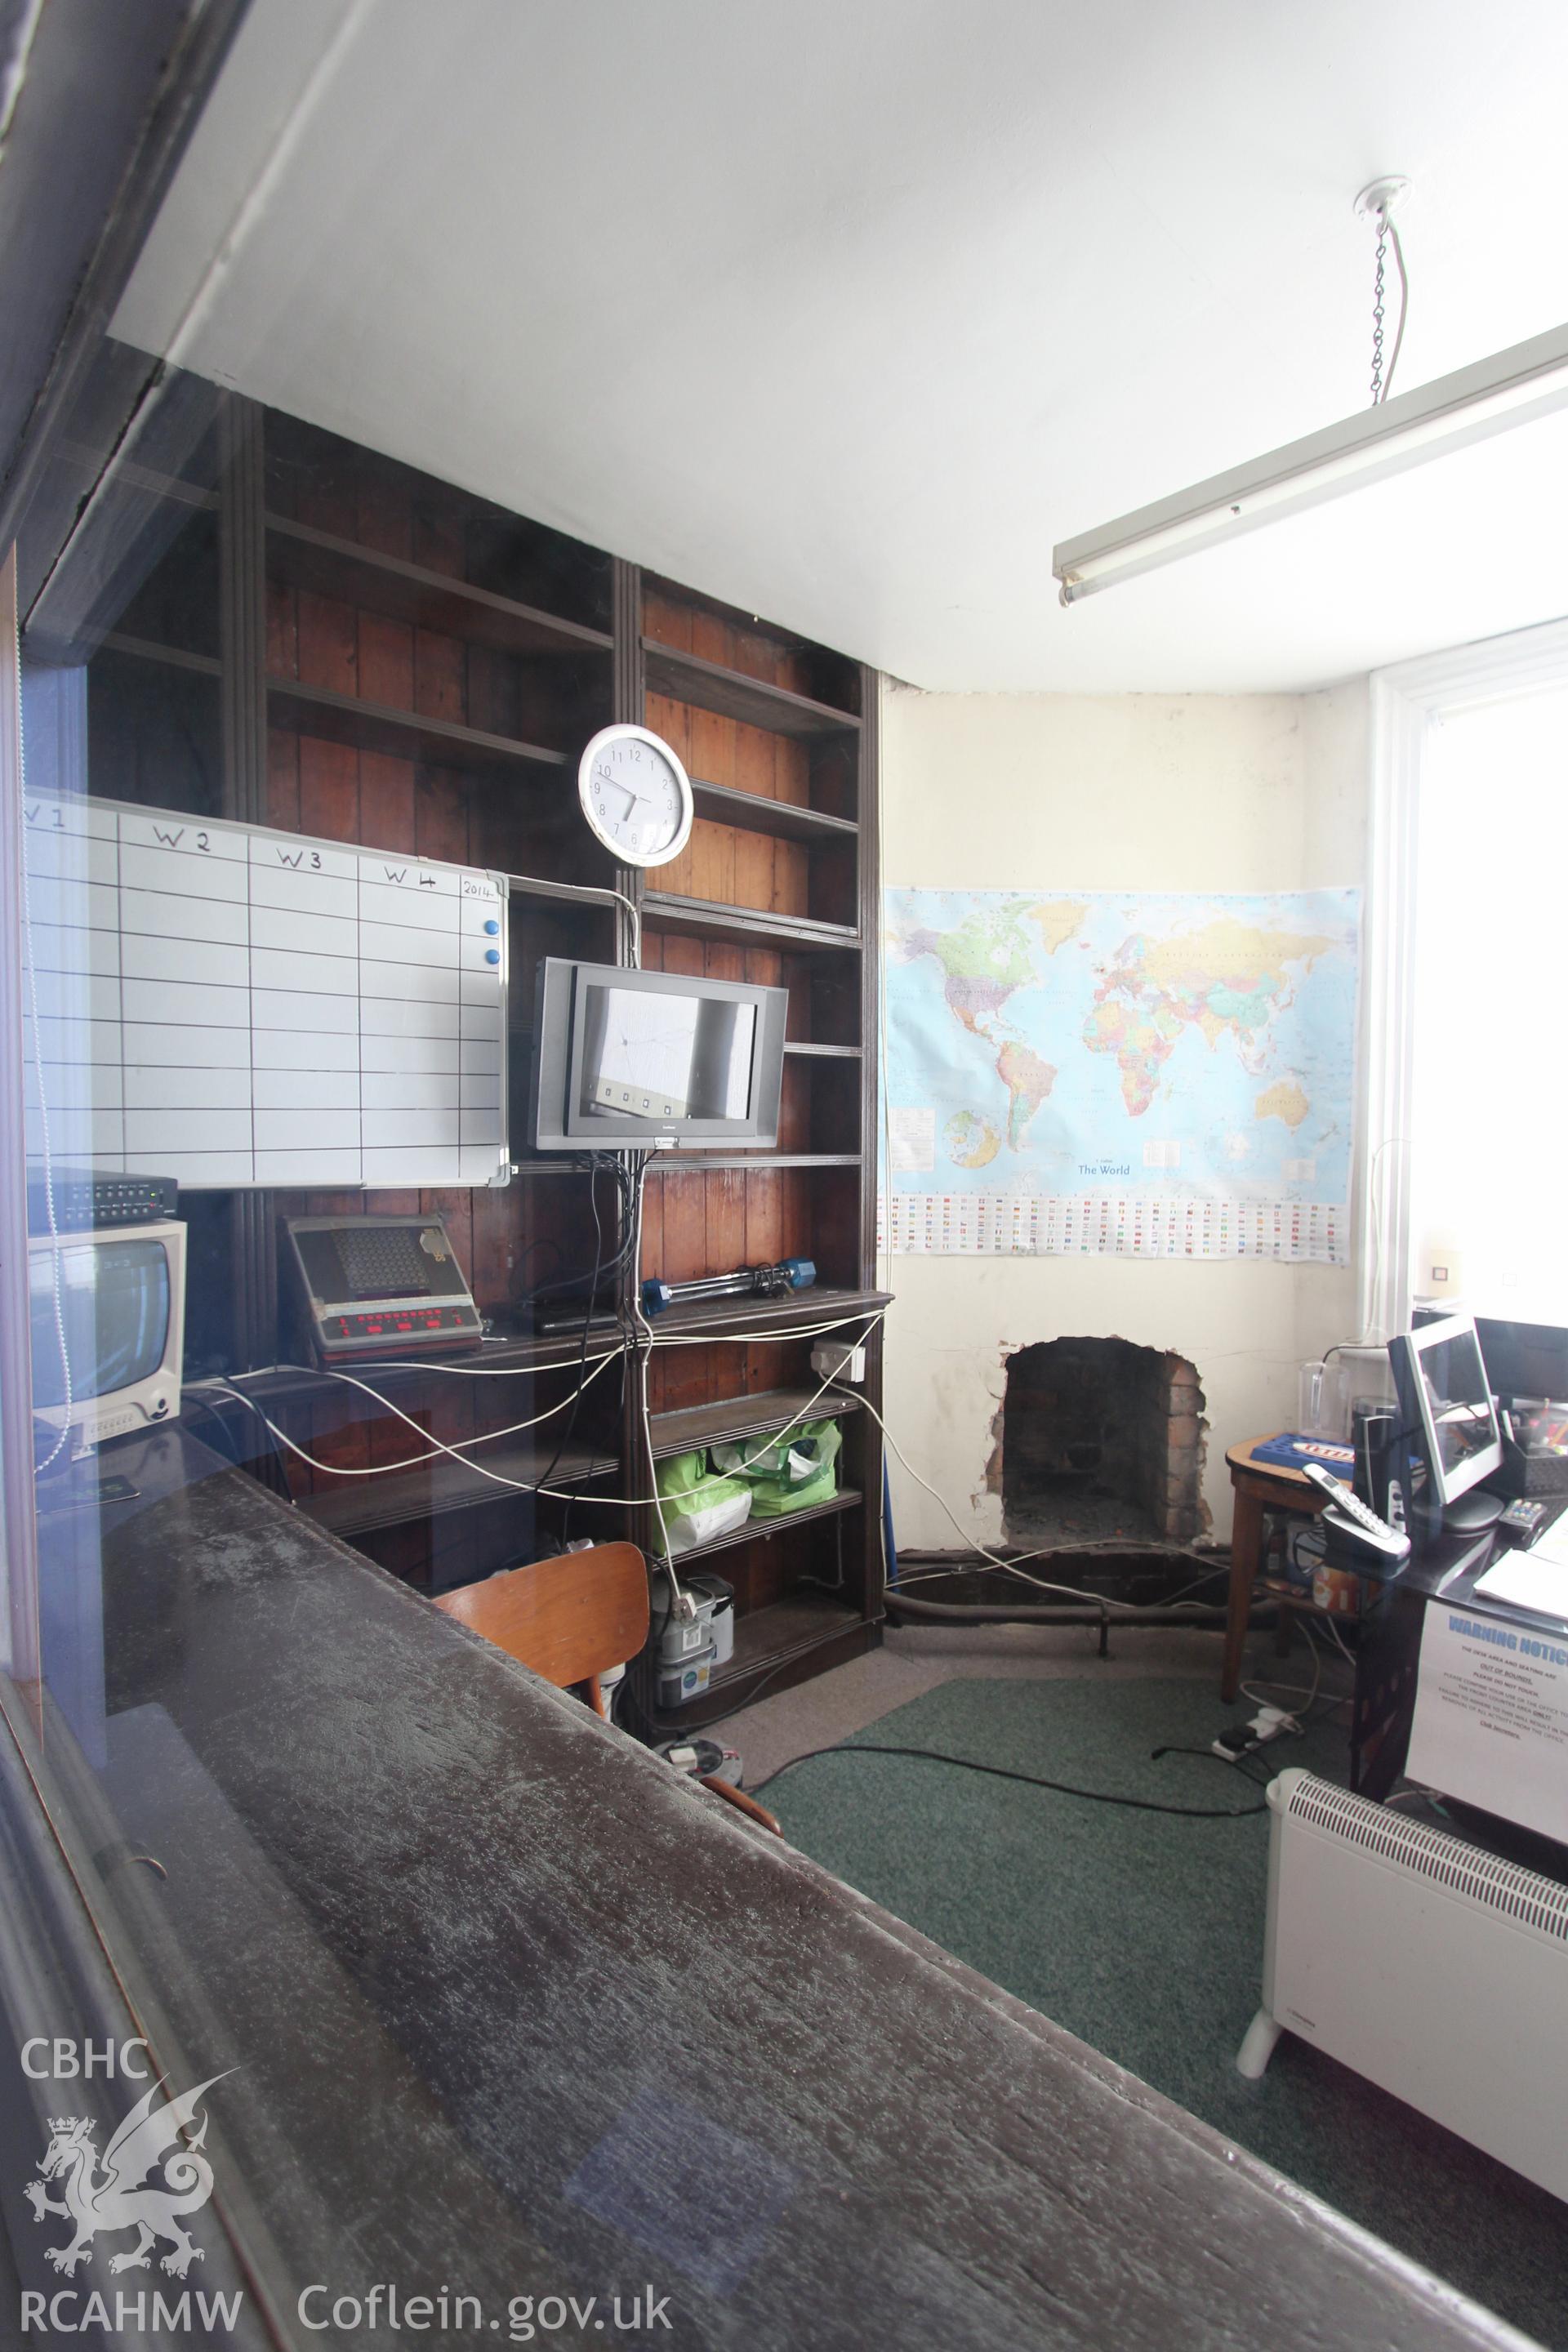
[{"left": 115, "top": 0, "right": 1568, "bottom": 693}]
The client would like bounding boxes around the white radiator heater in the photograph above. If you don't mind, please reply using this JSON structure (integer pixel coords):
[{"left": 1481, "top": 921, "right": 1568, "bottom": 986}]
[{"left": 1237, "top": 1769, "right": 1568, "bottom": 2202}]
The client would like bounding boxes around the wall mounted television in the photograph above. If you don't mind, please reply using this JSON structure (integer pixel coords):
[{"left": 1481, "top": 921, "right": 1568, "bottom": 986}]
[{"left": 527, "top": 959, "right": 789, "bottom": 1152}]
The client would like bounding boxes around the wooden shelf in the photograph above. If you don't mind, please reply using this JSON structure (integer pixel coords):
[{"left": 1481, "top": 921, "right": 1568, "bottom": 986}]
[
  {"left": 719, "top": 1592, "right": 868, "bottom": 1676},
  {"left": 644, "top": 1152, "right": 861, "bottom": 1173},
  {"left": 87, "top": 401, "right": 884, "bottom": 1682},
  {"left": 267, "top": 675, "right": 568, "bottom": 776},
  {"left": 101, "top": 630, "right": 222, "bottom": 678},
  {"left": 663, "top": 1486, "right": 863, "bottom": 1566},
  {"left": 648, "top": 1285, "right": 890, "bottom": 1344},
  {"left": 648, "top": 1385, "right": 861, "bottom": 1463},
  {"left": 644, "top": 639, "right": 859, "bottom": 739},
  {"left": 230, "top": 1331, "right": 627, "bottom": 1403},
  {"left": 655, "top": 1594, "right": 873, "bottom": 1724},
  {"left": 58, "top": 442, "right": 219, "bottom": 512},
  {"left": 688, "top": 774, "right": 857, "bottom": 844},
  {"left": 297, "top": 1437, "right": 616, "bottom": 1539},
  {"left": 643, "top": 891, "right": 858, "bottom": 953},
  {"left": 266, "top": 515, "right": 613, "bottom": 662}
]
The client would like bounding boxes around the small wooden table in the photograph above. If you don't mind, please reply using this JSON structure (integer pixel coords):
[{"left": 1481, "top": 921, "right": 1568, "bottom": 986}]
[{"left": 1222, "top": 1433, "right": 1336, "bottom": 1701}]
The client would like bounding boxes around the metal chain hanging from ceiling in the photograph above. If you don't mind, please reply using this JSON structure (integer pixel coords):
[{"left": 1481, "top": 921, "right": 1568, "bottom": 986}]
[{"left": 1368, "top": 200, "right": 1410, "bottom": 406}]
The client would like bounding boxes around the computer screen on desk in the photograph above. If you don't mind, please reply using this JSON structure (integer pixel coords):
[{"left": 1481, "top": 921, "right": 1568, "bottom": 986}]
[
  {"left": 1476, "top": 1315, "right": 1568, "bottom": 1405},
  {"left": 1390, "top": 1313, "right": 1504, "bottom": 1523}
]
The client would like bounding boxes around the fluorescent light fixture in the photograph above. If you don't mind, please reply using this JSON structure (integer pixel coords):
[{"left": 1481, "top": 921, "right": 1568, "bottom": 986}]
[{"left": 1053, "top": 320, "right": 1568, "bottom": 604}]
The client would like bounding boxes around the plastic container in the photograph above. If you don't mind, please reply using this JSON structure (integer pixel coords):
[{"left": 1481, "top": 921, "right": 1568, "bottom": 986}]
[
  {"left": 1492, "top": 1401, "right": 1568, "bottom": 1499},
  {"left": 655, "top": 1451, "right": 752, "bottom": 1555},
  {"left": 682, "top": 1571, "right": 735, "bottom": 1665},
  {"left": 1312, "top": 1565, "right": 1361, "bottom": 1615},
  {"left": 1298, "top": 1359, "right": 1348, "bottom": 1441},
  {"left": 657, "top": 1642, "right": 716, "bottom": 1708}
]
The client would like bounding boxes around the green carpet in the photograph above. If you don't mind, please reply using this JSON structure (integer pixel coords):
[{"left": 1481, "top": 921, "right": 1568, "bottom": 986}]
[{"left": 765, "top": 1677, "right": 1568, "bottom": 2350}]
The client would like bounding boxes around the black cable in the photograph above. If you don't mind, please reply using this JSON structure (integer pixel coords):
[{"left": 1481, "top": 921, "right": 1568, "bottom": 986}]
[
  {"left": 515, "top": 1236, "right": 564, "bottom": 1292},
  {"left": 186, "top": 1380, "right": 294, "bottom": 1500},
  {"left": 1150, "top": 1742, "right": 1277, "bottom": 1791},
  {"left": 556, "top": 1153, "right": 648, "bottom": 1544},
  {"left": 538, "top": 1169, "right": 606, "bottom": 1546},
  {"left": 524, "top": 1154, "right": 639, "bottom": 1310},
  {"left": 751, "top": 1742, "right": 1267, "bottom": 1817}
]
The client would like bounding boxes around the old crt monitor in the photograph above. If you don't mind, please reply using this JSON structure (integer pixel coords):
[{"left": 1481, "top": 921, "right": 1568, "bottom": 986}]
[
  {"left": 29, "top": 1222, "right": 185, "bottom": 1454},
  {"left": 1389, "top": 1312, "right": 1505, "bottom": 1535},
  {"left": 529, "top": 958, "right": 788, "bottom": 1152}
]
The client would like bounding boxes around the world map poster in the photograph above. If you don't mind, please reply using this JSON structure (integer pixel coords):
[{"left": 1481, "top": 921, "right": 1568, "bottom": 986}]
[{"left": 881, "top": 886, "right": 1361, "bottom": 1263}]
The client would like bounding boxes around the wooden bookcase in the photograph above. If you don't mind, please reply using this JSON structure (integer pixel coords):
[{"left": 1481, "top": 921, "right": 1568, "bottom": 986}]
[{"left": 65, "top": 389, "right": 887, "bottom": 1721}]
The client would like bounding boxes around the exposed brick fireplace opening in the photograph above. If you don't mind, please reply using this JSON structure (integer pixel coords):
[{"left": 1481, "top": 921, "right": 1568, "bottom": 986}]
[{"left": 1000, "top": 1339, "right": 1208, "bottom": 1548}]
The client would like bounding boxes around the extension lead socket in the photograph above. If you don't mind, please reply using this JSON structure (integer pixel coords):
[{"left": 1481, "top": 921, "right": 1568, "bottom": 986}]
[
  {"left": 810, "top": 1339, "right": 866, "bottom": 1384},
  {"left": 1211, "top": 1708, "right": 1293, "bottom": 1763}
]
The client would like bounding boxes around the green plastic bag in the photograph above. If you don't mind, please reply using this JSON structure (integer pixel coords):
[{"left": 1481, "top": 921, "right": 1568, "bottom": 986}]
[
  {"left": 718, "top": 1418, "right": 842, "bottom": 1518},
  {"left": 654, "top": 1450, "right": 752, "bottom": 1554}
]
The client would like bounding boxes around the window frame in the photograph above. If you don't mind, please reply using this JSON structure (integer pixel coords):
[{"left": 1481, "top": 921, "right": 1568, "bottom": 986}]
[{"left": 1364, "top": 612, "right": 1568, "bottom": 1339}]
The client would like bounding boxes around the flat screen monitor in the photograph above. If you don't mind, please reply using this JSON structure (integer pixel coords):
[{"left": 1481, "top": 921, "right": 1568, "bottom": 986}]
[
  {"left": 1388, "top": 1312, "right": 1504, "bottom": 1525},
  {"left": 1475, "top": 1314, "right": 1568, "bottom": 1405},
  {"left": 528, "top": 959, "right": 789, "bottom": 1151}
]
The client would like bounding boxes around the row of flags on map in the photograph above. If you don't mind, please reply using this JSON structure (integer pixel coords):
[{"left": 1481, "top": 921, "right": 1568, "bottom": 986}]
[{"left": 878, "top": 1192, "right": 1348, "bottom": 1263}]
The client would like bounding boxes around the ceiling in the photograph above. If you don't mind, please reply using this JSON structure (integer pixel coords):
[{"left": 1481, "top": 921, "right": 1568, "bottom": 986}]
[{"left": 113, "top": 0, "right": 1568, "bottom": 693}]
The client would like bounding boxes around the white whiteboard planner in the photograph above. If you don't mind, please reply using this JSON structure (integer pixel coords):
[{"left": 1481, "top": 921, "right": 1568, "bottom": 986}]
[{"left": 21, "top": 794, "right": 510, "bottom": 1190}]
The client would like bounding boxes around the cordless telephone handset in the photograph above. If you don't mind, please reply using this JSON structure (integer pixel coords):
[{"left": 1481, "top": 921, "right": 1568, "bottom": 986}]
[{"left": 1300, "top": 1459, "right": 1413, "bottom": 1568}]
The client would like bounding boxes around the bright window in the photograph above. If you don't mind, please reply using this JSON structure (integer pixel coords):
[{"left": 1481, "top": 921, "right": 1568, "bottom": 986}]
[{"left": 1408, "top": 685, "right": 1568, "bottom": 1322}]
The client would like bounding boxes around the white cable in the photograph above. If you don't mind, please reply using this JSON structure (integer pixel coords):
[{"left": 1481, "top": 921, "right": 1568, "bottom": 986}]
[
  {"left": 243, "top": 1403, "right": 596, "bottom": 1503},
  {"left": 235, "top": 1345, "right": 623, "bottom": 1380},
  {"left": 649, "top": 1307, "right": 888, "bottom": 1348},
  {"left": 228, "top": 1303, "right": 1221, "bottom": 1624},
  {"left": 887, "top": 1554, "right": 1233, "bottom": 1617},
  {"left": 1316, "top": 1610, "right": 1359, "bottom": 1668},
  {"left": 15, "top": 635, "right": 72, "bottom": 1470},
  {"left": 859, "top": 1388, "right": 1161, "bottom": 1611},
  {"left": 507, "top": 868, "right": 640, "bottom": 967},
  {"left": 198, "top": 1379, "right": 299, "bottom": 1503},
  {"left": 216, "top": 1308, "right": 889, "bottom": 1508},
  {"left": 332, "top": 1350, "right": 621, "bottom": 1378},
  {"left": 0, "top": 0, "right": 45, "bottom": 163},
  {"left": 631, "top": 1154, "right": 679, "bottom": 1587},
  {"left": 234, "top": 1313, "right": 883, "bottom": 1517},
  {"left": 1241, "top": 1611, "right": 1358, "bottom": 1720},
  {"left": 1241, "top": 1630, "right": 1321, "bottom": 1728},
  {"left": 203, "top": 1348, "right": 621, "bottom": 1483}
]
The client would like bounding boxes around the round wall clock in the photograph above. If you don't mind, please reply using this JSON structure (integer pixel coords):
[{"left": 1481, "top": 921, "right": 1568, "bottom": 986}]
[{"left": 577, "top": 724, "right": 694, "bottom": 868}]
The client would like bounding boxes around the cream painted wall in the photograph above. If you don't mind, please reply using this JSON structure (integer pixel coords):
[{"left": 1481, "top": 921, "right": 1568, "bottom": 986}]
[{"left": 877, "top": 680, "right": 1370, "bottom": 1550}]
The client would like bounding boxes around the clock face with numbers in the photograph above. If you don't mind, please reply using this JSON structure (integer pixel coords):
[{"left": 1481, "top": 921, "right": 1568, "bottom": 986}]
[{"left": 577, "top": 724, "right": 694, "bottom": 868}]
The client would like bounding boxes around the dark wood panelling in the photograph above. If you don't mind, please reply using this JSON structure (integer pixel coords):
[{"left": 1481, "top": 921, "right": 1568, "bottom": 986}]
[
  {"left": 643, "top": 639, "right": 859, "bottom": 737},
  {"left": 82, "top": 396, "right": 881, "bottom": 1659}
]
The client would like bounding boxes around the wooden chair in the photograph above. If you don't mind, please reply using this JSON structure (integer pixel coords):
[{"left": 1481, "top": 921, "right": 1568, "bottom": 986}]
[{"left": 433, "top": 1543, "right": 780, "bottom": 1833}]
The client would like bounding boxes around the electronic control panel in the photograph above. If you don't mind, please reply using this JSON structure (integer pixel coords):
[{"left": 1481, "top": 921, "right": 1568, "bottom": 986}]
[
  {"left": 27, "top": 1168, "right": 178, "bottom": 1232},
  {"left": 283, "top": 1214, "right": 483, "bottom": 1363}
]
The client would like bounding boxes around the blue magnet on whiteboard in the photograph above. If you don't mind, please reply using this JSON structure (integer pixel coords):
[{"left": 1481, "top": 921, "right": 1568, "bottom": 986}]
[
  {"left": 483, "top": 947, "right": 501, "bottom": 964},
  {"left": 483, "top": 918, "right": 500, "bottom": 934}
]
